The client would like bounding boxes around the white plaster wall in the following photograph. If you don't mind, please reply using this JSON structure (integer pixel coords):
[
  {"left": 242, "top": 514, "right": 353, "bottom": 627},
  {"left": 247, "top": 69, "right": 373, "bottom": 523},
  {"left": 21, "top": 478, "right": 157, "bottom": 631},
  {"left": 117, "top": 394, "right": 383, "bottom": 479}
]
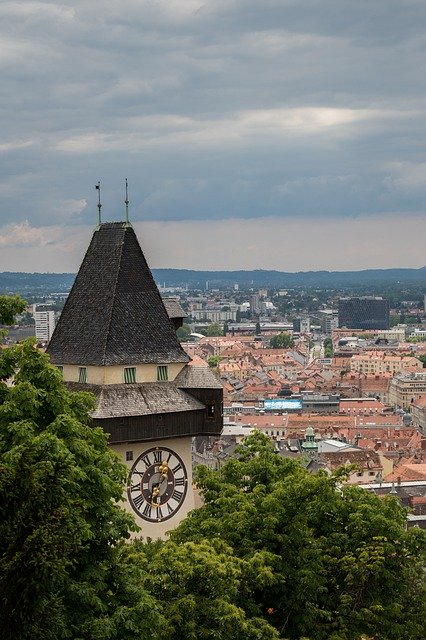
[{"left": 112, "top": 437, "right": 194, "bottom": 540}]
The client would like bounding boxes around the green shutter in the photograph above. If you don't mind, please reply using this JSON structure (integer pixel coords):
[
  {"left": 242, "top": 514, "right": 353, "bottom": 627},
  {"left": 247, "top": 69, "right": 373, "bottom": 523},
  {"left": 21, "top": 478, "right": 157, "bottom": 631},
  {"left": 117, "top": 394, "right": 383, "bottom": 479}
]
[
  {"left": 78, "top": 367, "right": 87, "bottom": 383},
  {"left": 157, "top": 365, "right": 168, "bottom": 381},
  {"left": 124, "top": 367, "right": 136, "bottom": 383}
]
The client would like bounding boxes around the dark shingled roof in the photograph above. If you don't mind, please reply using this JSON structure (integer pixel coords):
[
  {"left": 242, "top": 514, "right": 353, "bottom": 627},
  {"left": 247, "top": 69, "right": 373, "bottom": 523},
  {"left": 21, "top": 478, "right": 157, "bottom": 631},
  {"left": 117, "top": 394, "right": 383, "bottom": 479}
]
[
  {"left": 47, "top": 222, "right": 189, "bottom": 366},
  {"left": 174, "top": 363, "right": 223, "bottom": 389},
  {"left": 83, "top": 383, "right": 205, "bottom": 419},
  {"left": 163, "top": 298, "right": 186, "bottom": 319}
]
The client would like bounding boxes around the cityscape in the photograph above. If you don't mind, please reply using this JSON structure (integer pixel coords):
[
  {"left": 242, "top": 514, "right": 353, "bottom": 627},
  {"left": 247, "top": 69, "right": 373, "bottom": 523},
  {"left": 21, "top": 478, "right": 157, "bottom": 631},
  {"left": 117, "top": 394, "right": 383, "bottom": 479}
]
[
  {"left": 1, "top": 1, "right": 426, "bottom": 639},
  {"left": 5, "top": 270, "right": 426, "bottom": 502}
]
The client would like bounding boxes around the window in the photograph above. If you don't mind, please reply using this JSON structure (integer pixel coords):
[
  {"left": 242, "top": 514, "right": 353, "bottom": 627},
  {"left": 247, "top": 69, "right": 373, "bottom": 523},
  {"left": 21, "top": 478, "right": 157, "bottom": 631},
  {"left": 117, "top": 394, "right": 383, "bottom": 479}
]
[
  {"left": 126, "top": 451, "right": 133, "bottom": 461},
  {"left": 78, "top": 367, "right": 87, "bottom": 383},
  {"left": 124, "top": 367, "right": 136, "bottom": 383},
  {"left": 57, "top": 366, "right": 63, "bottom": 375},
  {"left": 207, "top": 404, "right": 215, "bottom": 419},
  {"left": 157, "top": 365, "right": 168, "bottom": 381}
]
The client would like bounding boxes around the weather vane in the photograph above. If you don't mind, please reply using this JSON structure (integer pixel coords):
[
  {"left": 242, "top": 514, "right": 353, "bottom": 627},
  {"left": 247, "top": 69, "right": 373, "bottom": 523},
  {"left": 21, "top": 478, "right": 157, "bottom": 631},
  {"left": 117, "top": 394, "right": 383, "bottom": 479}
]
[
  {"left": 125, "top": 178, "right": 130, "bottom": 224},
  {"left": 95, "top": 182, "right": 102, "bottom": 226}
]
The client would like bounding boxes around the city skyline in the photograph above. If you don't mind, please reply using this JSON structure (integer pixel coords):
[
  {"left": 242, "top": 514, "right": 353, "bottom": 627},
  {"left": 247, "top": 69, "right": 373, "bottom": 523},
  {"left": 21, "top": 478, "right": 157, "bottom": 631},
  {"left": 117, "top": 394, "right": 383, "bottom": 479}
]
[{"left": 1, "top": 1, "right": 425, "bottom": 272}]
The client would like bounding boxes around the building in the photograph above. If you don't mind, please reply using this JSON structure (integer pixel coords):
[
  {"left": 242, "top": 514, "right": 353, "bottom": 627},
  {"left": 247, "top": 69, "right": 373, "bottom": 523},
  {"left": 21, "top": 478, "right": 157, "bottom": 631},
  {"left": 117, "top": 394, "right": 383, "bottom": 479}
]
[
  {"left": 412, "top": 396, "right": 426, "bottom": 435},
  {"left": 33, "top": 304, "right": 55, "bottom": 343},
  {"left": 302, "top": 393, "right": 340, "bottom": 413},
  {"left": 388, "top": 372, "right": 426, "bottom": 409},
  {"left": 350, "top": 351, "right": 423, "bottom": 376},
  {"left": 338, "top": 297, "right": 390, "bottom": 330},
  {"left": 293, "top": 317, "right": 310, "bottom": 333},
  {"left": 315, "top": 310, "right": 338, "bottom": 334},
  {"left": 191, "top": 308, "right": 237, "bottom": 322},
  {"left": 377, "top": 326, "right": 406, "bottom": 342},
  {"left": 47, "top": 221, "right": 223, "bottom": 539}
]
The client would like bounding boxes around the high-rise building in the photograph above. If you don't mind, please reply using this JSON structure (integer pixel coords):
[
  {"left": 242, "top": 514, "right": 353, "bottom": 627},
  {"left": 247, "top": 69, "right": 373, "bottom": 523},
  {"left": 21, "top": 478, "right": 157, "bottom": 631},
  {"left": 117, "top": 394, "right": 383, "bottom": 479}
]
[
  {"left": 34, "top": 304, "right": 55, "bottom": 343},
  {"left": 250, "top": 294, "right": 260, "bottom": 315},
  {"left": 47, "top": 221, "right": 222, "bottom": 538},
  {"left": 338, "top": 297, "right": 390, "bottom": 330},
  {"left": 293, "top": 317, "right": 310, "bottom": 333}
]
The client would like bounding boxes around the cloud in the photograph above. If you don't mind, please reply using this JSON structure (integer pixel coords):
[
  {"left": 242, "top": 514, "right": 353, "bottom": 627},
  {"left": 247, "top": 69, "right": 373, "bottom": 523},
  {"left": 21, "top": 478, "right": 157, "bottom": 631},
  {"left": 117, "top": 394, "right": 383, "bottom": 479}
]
[
  {"left": 136, "top": 214, "right": 426, "bottom": 272},
  {"left": 0, "top": 1, "right": 425, "bottom": 270},
  {"left": 0, "top": 221, "right": 54, "bottom": 248}
]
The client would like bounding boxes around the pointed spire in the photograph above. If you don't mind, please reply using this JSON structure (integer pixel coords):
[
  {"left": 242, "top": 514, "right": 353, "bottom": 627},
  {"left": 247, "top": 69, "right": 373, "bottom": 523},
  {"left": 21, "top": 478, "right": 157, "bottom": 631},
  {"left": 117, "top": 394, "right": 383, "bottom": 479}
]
[{"left": 47, "top": 223, "right": 189, "bottom": 366}]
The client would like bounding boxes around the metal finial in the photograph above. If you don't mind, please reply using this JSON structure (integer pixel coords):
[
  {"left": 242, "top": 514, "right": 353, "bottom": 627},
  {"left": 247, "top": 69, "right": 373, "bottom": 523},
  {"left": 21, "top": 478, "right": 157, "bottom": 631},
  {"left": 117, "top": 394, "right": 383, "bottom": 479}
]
[
  {"left": 125, "top": 178, "right": 129, "bottom": 224},
  {"left": 95, "top": 182, "right": 102, "bottom": 226}
]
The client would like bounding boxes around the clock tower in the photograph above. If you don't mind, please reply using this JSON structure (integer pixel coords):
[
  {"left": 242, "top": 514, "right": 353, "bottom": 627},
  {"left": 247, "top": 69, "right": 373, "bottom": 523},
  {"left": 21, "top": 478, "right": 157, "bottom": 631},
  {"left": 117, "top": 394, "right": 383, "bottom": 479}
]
[{"left": 47, "top": 220, "right": 222, "bottom": 538}]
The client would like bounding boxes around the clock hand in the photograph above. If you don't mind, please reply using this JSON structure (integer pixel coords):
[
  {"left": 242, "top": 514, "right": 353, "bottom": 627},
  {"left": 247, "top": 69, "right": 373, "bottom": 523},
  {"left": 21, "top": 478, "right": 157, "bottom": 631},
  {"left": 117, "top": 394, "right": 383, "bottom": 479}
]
[
  {"left": 150, "top": 466, "right": 168, "bottom": 505},
  {"left": 151, "top": 485, "right": 161, "bottom": 506}
]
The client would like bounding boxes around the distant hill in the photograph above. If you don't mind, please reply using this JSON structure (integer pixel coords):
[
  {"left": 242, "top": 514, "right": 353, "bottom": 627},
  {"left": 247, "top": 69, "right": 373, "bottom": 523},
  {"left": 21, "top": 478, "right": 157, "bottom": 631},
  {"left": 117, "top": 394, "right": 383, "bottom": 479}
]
[
  {"left": 152, "top": 267, "right": 426, "bottom": 288},
  {"left": 0, "top": 267, "right": 425, "bottom": 294}
]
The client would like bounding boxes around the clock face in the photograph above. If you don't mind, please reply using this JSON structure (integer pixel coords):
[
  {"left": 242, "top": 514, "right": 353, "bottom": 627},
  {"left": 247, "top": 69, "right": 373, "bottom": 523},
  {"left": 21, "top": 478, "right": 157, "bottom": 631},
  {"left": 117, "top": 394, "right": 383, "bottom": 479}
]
[{"left": 127, "top": 446, "right": 188, "bottom": 522}]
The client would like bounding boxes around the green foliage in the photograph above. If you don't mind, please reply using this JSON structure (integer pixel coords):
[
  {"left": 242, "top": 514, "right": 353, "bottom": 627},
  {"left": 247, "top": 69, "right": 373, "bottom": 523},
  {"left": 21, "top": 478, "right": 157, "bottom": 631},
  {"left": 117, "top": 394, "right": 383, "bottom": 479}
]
[
  {"left": 270, "top": 333, "right": 294, "bottom": 349},
  {"left": 0, "top": 341, "right": 161, "bottom": 640},
  {"left": 0, "top": 294, "right": 27, "bottom": 340},
  {"left": 323, "top": 337, "right": 333, "bottom": 358},
  {"left": 207, "top": 355, "right": 222, "bottom": 368},
  {"left": 171, "top": 432, "right": 426, "bottom": 640},
  {"left": 0, "top": 294, "right": 26, "bottom": 325},
  {"left": 176, "top": 323, "right": 191, "bottom": 341},
  {"left": 123, "top": 538, "right": 279, "bottom": 640},
  {"left": 206, "top": 322, "right": 223, "bottom": 336},
  {"left": 408, "top": 335, "right": 426, "bottom": 343}
]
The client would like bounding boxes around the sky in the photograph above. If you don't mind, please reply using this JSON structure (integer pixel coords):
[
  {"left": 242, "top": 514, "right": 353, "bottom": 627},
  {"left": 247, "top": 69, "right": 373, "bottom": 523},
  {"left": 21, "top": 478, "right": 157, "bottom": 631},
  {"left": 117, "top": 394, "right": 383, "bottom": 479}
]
[{"left": 0, "top": 0, "right": 425, "bottom": 273}]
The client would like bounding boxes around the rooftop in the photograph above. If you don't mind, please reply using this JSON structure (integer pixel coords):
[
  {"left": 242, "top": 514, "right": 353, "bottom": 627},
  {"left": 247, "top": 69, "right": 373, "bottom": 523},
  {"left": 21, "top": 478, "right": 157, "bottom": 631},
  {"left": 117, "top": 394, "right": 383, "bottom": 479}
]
[{"left": 47, "top": 222, "right": 189, "bottom": 366}]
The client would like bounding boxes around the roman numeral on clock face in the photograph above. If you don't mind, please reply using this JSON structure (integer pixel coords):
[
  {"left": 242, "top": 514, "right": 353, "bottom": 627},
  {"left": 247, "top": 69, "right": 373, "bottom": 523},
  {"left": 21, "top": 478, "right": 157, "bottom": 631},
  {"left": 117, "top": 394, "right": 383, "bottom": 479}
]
[
  {"left": 140, "top": 453, "right": 151, "bottom": 467},
  {"left": 128, "top": 447, "right": 188, "bottom": 522},
  {"left": 142, "top": 503, "right": 152, "bottom": 519},
  {"left": 133, "top": 494, "right": 144, "bottom": 509},
  {"left": 172, "top": 489, "right": 183, "bottom": 502}
]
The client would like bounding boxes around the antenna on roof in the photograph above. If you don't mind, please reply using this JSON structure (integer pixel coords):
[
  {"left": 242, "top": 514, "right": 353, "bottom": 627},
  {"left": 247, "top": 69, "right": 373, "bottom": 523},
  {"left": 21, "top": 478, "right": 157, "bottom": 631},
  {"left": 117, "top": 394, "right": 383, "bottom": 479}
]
[
  {"left": 124, "top": 178, "right": 130, "bottom": 224},
  {"left": 95, "top": 182, "right": 102, "bottom": 226}
]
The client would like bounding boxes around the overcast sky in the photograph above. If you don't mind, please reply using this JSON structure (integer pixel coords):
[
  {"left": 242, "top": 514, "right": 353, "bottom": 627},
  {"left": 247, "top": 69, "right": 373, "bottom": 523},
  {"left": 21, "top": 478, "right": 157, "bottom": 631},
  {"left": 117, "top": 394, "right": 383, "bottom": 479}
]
[{"left": 1, "top": 0, "right": 425, "bottom": 273}]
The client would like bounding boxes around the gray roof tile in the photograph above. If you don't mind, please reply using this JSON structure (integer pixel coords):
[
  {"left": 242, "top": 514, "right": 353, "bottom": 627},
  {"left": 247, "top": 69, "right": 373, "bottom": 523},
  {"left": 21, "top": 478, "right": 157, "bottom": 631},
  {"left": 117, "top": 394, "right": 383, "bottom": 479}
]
[
  {"left": 67, "top": 381, "right": 205, "bottom": 418},
  {"left": 47, "top": 222, "right": 189, "bottom": 366},
  {"left": 174, "top": 363, "right": 223, "bottom": 389}
]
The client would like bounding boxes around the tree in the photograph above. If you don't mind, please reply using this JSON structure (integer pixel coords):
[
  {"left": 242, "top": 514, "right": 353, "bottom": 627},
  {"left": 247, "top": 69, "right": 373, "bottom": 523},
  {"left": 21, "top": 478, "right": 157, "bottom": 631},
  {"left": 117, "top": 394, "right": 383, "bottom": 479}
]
[
  {"left": 206, "top": 322, "right": 223, "bottom": 337},
  {"left": 255, "top": 321, "right": 261, "bottom": 336},
  {"left": 122, "top": 538, "right": 280, "bottom": 640},
  {"left": 270, "top": 333, "right": 294, "bottom": 349},
  {"left": 0, "top": 294, "right": 26, "bottom": 325},
  {"left": 323, "top": 337, "right": 333, "bottom": 358},
  {"left": 0, "top": 340, "right": 163, "bottom": 639},
  {"left": 176, "top": 323, "right": 191, "bottom": 341},
  {"left": 171, "top": 432, "right": 426, "bottom": 640},
  {"left": 0, "top": 294, "right": 26, "bottom": 339},
  {"left": 207, "top": 355, "right": 222, "bottom": 368}
]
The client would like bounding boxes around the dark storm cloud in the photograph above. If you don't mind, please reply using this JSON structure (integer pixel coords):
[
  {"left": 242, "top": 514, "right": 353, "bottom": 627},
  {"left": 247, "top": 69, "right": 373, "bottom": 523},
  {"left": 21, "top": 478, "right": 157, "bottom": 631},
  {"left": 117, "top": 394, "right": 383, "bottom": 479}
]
[{"left": 0, "top": 1, "right": 425, "bottom": 269}]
